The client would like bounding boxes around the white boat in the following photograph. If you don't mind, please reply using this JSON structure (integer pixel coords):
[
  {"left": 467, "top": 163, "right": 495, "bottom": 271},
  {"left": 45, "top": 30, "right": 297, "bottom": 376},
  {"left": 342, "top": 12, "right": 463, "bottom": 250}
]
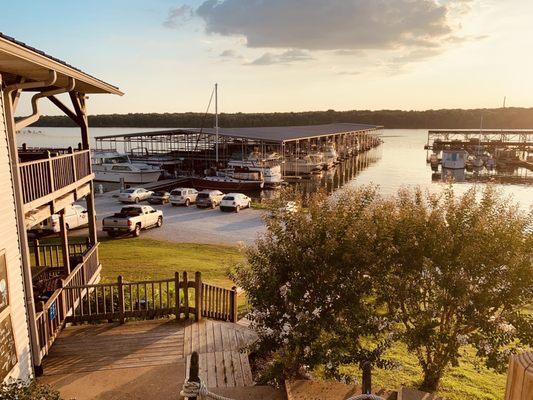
[
  {"left": 322, "top": 144, "right": 338, "bottom": 169},
  {"left": 441, "top": 149, "right": 468, "bottom": 169},
  {"left": 283, "top": 154, "right": 324, "bottom": 175},
  {"left": 92, "top": 151, "right": 162, "bottom": 184},
  {"left": 227, "top": 152, "right": 283, "bottom": 188}
]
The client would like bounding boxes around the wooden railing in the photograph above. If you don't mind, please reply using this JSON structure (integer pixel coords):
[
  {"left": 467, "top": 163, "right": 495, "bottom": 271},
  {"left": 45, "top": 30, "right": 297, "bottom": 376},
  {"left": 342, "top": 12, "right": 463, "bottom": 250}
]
[
  {"left": 31, "top": 239, "right": 89, "bottom": 269},
  {"left": 202, "top": 282, "right": 238, "bottom": 322},
  {"left": 34, "top": 285, "right": 68, "bottom": 359},
  {"left": 19, "top": 149, "right": 91, "bottom": 206},
  {"left": 34, "top": 243, "right": 101, "bottom": 361},
  {"left": 62, "top": 271, "right": 237, "bottom": 324}
]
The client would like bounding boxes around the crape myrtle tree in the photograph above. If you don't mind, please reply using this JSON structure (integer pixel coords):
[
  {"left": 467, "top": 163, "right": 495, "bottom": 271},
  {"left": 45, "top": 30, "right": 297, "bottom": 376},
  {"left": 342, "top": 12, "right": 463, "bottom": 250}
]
[
  {"left": 371, "top": 187, "right": 533, "bottom": 392},
  {"left": 231, "top": 187, "right": 394, "bottom": 385}
]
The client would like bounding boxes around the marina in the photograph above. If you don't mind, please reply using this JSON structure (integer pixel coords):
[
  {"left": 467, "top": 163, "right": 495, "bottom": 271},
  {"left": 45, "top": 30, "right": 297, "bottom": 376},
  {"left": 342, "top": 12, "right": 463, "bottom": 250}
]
[{"left": 93, "top": 123, "right": 383, "bottom": 190}]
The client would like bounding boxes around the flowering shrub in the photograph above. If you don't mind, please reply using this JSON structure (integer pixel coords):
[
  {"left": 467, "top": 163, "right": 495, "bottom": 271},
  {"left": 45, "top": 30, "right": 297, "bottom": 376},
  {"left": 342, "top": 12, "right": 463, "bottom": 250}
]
[
  {"left": 371, "top": 186, "right": 533, "bottom": 391},
  {"left": 233, "top": 186, "right": 532, "bottom": 392},
  {"left": 0, "top": 380, "right": 60, "bottom": 400},
  {"left": 232, "top": 187, "right": 393, "bottom": 385}
]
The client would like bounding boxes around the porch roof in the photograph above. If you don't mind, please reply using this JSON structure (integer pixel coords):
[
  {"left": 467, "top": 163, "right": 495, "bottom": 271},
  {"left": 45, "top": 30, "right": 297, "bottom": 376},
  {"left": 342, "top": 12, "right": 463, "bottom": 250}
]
[{"left": 0, "top": 32, "right": 123, "bottom": 95}]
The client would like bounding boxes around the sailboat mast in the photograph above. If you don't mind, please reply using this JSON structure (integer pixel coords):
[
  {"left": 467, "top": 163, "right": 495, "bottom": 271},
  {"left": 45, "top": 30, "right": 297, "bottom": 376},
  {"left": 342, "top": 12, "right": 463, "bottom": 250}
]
[{"left": 215, "top": 83, "right": 219, "bottom": 164}]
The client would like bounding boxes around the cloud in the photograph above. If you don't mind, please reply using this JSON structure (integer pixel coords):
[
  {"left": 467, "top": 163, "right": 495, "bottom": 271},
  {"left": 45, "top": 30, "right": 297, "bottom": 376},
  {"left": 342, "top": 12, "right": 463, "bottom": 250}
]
[
  {"left": 220, "top": 49, "right": 242, "bottom": 59},
  {"left": 195, "top": 0, "right": 462, "bottom": 51},
  {"left": 164, "top": 5, "right": 193, "bottom": 28},
  {"left": 247, "top": 49, "right": 314, "bottom": 66}
]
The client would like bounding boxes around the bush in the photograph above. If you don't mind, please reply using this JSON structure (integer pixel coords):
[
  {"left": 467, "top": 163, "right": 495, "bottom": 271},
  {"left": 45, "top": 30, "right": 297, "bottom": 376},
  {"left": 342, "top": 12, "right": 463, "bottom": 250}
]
[
  {"left": 234, "top": 186, "right": 532, "bottom": 392},
  {"left": 0, "top": 380, "right": 61, "bottom": 400}
]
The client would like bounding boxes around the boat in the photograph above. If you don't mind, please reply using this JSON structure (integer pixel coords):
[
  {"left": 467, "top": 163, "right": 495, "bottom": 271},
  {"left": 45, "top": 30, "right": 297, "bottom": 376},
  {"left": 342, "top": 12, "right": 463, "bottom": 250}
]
[
  {"left": 92, "top": 151, "right": 162, "bottom": 184},
  {"left": 192, "top": 175, "right": 264, "bottom": 191},
  {"left": 322, "top": 144, "right": 339, "bottom": 169},
  {"left": 227, "top": 152, "right": 283, "bottom": 188},
  {"left": 441, "top": 149, "right": 468, "bottom": 169},
  {"left": 283, "top": 153, "right": 324, "bottom": 175}
]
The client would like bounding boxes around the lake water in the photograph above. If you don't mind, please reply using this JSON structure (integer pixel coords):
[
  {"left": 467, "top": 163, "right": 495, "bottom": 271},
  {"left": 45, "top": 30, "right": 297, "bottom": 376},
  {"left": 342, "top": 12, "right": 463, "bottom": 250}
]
[{"left": 19, "top": 127, "right": 532, "bottom": 210}]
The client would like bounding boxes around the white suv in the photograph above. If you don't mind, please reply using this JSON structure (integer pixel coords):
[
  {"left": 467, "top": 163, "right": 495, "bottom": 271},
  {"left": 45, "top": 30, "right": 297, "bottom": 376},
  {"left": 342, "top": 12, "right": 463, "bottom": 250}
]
[
  {"left": 220, "top": 193, "right": 251, "bottom": 212},
  {"left": 170, "top": 188, "right": 198, "bottom": 207}
]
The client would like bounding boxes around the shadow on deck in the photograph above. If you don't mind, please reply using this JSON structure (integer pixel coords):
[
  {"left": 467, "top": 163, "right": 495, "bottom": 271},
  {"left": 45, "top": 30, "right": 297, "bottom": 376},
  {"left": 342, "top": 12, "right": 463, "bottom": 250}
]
[{"left": 39, "top": 319, "right": 257, "bottom": 400}]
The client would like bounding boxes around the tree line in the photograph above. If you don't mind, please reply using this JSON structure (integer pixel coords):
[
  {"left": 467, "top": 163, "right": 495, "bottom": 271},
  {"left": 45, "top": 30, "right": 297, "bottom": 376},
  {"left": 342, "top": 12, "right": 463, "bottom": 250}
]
[{"left": 32, "top": 107, "right": 533, "bottom": 129}]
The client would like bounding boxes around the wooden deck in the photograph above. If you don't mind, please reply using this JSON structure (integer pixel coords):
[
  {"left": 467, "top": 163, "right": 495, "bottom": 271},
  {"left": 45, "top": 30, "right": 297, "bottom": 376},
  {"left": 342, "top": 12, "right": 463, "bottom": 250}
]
[{"left": 42, "top": 319, "right": 256, "bottom": 389}]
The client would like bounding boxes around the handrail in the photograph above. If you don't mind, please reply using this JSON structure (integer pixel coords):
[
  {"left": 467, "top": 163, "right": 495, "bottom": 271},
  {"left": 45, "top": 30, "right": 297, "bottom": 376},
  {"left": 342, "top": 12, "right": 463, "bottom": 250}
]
[
  {"left": 19, "top": 148, "right": 89, "bottom": 167},
  {"left": 19, "top": 149, "right": 92, "bottom": 206}
]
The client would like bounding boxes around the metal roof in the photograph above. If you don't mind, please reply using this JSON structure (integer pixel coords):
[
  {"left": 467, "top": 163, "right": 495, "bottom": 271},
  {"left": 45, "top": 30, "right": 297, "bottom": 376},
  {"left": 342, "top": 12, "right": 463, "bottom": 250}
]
[
  {"left": 0, "top": 32, "right": 123, "bottom": 95},
  {"left": 97, "top": 123, "right": 382, "bottom": 143}
]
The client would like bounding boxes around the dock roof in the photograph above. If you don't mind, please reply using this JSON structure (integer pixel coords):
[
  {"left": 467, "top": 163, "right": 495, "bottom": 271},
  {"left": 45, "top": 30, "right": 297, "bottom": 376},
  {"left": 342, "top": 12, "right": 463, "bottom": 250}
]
[
  {"left": 97, "top": 123, "right": 382, "bottom": 143},
  {"left": 0, "top": 32, "right": 123, "bottom": 95}
]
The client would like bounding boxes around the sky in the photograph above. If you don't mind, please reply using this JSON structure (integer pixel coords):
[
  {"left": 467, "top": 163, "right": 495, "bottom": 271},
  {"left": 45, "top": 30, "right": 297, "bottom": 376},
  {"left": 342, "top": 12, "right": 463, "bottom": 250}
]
[{"left": 3, "top": 0, "right": 533, "bottom": 116}]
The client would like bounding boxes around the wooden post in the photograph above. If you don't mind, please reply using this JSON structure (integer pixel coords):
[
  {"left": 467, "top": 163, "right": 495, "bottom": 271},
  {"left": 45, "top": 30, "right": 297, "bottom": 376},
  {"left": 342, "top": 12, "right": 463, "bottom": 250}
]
[
  {"left": 194, "top": 272, "right": 202, "bottom": 322},
  {"left": 117, "top": 275, "right": 125, "bottom": 324},
  {"left": 362, "top": 361, "right": 372, "bottom": 395},
  {"left": 174, "top": 272, "right": 180, "bottom": 319},
  {"left": 59, "top": 210, "right": 70, "bottom": 275},
  {"left": 182, "top": 272, "right": 189, "bottom": 320},
  {"left": 33, "top": 239, "right": 41, "bottom": 268},
  {"left": 230, "top": 286, "right": 238, "bottom": 323},
  {"left": 187, "top": 351, "right": 200, "bottom": 400}
]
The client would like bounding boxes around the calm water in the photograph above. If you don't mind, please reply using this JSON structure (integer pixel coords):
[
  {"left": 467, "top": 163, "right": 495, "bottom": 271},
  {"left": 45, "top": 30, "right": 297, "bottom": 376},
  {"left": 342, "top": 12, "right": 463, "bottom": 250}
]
[{"left": 19, "top": 127, "right": 533, "bottom": 210}]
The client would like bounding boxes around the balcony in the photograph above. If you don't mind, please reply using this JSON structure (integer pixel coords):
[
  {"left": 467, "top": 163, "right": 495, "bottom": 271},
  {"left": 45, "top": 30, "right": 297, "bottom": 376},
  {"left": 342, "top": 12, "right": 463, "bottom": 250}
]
[{"left": 18, "top": 148, "right": 93, "bottom": 212}]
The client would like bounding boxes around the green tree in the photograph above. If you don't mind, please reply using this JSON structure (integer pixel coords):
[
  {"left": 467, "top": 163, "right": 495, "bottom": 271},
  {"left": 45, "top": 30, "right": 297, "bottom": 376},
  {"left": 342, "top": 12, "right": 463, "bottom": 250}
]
[
  {"left": 371, "top": 187, "right": 533, "bottom": 392},
  {"left": 232, "top": 188, "right": 392, "bottom": 385}
]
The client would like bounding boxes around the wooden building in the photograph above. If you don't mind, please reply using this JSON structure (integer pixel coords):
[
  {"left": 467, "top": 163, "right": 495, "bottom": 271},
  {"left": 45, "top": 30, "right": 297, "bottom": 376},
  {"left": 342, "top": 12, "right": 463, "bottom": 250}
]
[{"left": 0, "top": 33, "right": 122, "bottom": 383}]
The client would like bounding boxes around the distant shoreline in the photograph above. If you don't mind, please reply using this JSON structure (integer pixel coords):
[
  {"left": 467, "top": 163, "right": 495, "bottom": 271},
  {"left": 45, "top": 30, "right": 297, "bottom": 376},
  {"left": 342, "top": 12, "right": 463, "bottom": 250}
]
[{"left": 28, "top": 107, "right": 533, "bottom": 130}]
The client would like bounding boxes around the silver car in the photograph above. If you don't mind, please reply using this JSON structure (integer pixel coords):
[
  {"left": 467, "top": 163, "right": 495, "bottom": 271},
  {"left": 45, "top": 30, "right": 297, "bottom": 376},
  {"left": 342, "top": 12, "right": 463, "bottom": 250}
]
[
  {"left": 170, "top": 188, "right": 198, "bottom": 207},
  {"left": 118, "top": 188, "right": 154, "bottom": 203}
]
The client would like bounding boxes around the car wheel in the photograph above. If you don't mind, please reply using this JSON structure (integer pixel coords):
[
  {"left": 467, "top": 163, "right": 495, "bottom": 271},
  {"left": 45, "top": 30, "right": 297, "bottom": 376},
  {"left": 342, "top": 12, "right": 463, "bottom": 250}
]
[
  {"left": 247, "top": 202, "right": 251, "bottom": 209},
  {"left": 171, "top": 203, "right": 177, "bottom": 207},
  {"left": 235, "top": 205, "right": 240, "bottom": 213},
  {"left": 156, "top": 217, "right": 163, "bottom": 227},
  {"left": 211, "top": 202, "right": 216, "bottom": 209},
  {"left": 133, "top": 224, "right": 141, "bottom": 237},
  {"left": 185, "top": 199, "right": 190, "bottom": 207},
  {"left": 135, "top": 197, "right": 140, "bottom": 204}
]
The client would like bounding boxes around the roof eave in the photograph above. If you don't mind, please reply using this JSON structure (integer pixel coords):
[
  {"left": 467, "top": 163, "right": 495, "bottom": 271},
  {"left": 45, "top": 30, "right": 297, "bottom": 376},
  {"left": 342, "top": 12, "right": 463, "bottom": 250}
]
[{"left": 0, "top": 36, "right": 123, "bottom": 96}]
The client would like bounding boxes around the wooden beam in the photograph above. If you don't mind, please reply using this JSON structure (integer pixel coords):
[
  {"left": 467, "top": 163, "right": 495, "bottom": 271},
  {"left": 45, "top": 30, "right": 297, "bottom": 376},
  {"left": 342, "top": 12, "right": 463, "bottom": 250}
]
[
  {"left": 48, "top": 95, "right": 81, "bottom": 126},
  {"left": 59, "top": 210, "right": 71, "bottom": 275}
]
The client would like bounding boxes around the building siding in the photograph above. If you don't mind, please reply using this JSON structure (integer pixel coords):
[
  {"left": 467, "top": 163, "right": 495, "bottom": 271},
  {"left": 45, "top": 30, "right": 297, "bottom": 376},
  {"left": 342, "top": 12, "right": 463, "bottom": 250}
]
[{"left": 0, "top": 87, "right": 33, "bottom": 382}]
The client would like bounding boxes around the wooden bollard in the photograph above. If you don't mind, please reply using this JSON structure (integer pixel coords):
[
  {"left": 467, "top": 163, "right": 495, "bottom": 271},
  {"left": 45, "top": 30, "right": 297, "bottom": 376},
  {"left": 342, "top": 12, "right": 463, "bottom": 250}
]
[{"left": 187, "top": 351, "right": 200, "bottom": 400}]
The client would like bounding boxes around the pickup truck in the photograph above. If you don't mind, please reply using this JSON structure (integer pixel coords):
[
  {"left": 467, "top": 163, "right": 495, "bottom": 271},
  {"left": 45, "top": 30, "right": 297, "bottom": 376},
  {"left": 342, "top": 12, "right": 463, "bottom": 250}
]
[{"left": 102, "top": 205, "right": 163, "bottom": 237}]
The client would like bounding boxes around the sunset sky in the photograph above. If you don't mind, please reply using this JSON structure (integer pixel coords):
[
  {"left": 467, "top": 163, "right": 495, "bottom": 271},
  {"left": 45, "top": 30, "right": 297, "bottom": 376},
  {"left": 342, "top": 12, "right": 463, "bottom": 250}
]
[{"left": 4, "top": 0, "right": 533, "bottom": 115}]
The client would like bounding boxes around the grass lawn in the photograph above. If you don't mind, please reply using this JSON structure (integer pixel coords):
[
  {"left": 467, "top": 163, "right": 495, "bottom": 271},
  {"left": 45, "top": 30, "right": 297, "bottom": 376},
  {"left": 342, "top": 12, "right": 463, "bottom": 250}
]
[
  {"left": 98, "top": 238, "right": 507, "bottom": 400},
  {"left": 98, "top": 237, "right": 244, "bottom": 287},
  {"left": 340, "top": 344, "right": 506, "bottom": 400}
]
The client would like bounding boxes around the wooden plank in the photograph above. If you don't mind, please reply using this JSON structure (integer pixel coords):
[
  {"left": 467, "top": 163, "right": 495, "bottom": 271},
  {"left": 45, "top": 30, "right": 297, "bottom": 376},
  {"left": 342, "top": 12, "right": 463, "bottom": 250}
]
[
  {"left": 214, "top": 351, "right": 226, "bottom": 388},
  {"left": 223, "top": 351, "right": 236, "bottom": 387}
]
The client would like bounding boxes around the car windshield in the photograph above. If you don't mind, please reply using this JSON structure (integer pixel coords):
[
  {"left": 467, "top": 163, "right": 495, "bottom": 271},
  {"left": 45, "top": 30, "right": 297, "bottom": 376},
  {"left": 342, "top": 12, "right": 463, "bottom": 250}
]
[
  {"left": 118, "top": 207, "right": 142, "bottom": 216},
  {"left": 171, "top": 190, "right": 181, "bottom": 196},
  {"left": 198, "top": 193, "right": 210, "bottom": 199},
  {"left": 153, "top": 192, "right": 165, "bottom": 196},
  {"left": 223, "top": 196, "right": 234, "bottom": 201},
  {"left": 123, "top": 189, "right": 135, "bottom": 194}
]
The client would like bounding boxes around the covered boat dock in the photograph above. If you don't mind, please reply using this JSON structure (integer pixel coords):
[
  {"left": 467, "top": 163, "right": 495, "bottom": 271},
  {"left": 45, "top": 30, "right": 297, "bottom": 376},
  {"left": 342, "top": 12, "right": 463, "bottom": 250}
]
[{"left": 95, "top": 123, "right": 383, "bottom": 177}]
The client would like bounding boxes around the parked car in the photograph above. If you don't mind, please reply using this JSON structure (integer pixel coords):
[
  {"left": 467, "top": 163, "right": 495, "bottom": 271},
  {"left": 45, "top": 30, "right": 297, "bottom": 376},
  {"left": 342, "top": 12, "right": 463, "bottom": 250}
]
[
  {"left": 170, "top": 188, "right": 198, "bottom": 207},
  {"left": 118, "top": 188, "right": 153, "bottom": 203},
  {"left": 196, "top": 190, "right": 224, "bottom": 209},
  {"left": 102, "top": 205, "right": 163, "bottom": 237},
  {"left": 220, "top": 193, "right": 252, "bottom": 212},
  {"left": 30, "top": 205, "right": 89, "bottom": 232},
  {"left": 148, "top": 191, "right": 170, "bottom": 204}
]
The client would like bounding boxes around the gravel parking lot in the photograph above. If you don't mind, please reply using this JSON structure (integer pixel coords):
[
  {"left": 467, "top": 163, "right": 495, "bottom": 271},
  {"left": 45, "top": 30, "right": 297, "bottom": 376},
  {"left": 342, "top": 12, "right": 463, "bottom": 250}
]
[{"left": 91, "top": 191, "right": 266, "bottom": 245}]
